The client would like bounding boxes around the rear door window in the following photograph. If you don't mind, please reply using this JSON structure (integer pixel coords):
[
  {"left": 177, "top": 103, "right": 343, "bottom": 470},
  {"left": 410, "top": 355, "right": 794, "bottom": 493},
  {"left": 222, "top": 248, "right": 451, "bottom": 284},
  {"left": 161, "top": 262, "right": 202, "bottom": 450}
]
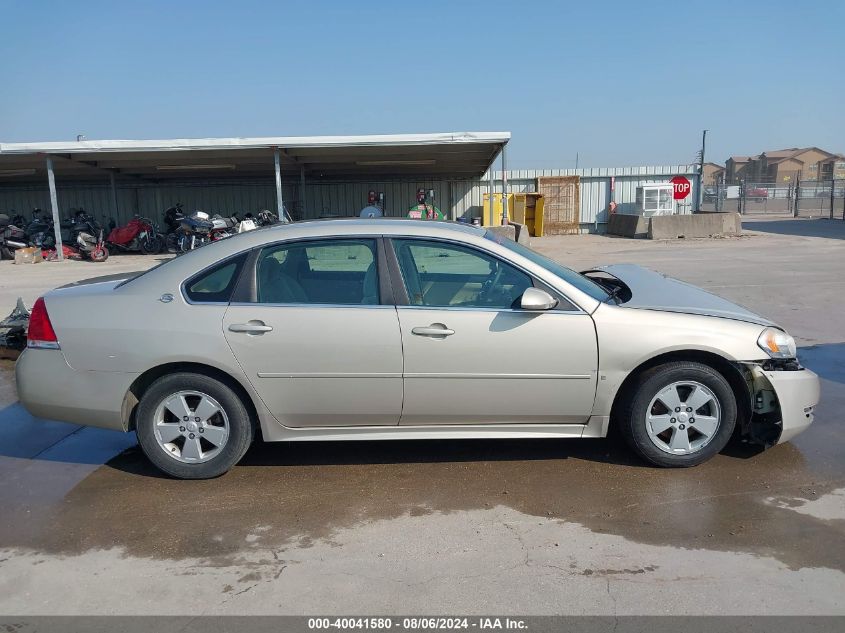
[{"left": 256, "top": 239, "right": 379, "bottom": 305}]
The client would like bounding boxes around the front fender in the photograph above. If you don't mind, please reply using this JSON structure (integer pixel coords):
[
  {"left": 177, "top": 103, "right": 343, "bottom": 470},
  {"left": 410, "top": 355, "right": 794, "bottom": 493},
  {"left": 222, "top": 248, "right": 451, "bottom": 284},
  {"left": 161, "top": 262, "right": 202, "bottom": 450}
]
[{"left": 591, "top": 303, "right": 768, "bottom": 416}]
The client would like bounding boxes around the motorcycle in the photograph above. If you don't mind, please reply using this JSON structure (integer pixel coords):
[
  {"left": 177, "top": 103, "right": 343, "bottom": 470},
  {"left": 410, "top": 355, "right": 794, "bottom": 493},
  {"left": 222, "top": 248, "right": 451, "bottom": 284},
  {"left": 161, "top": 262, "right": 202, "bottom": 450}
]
[
  {"left": 107, "top": 216, "right": 164, "bottom": 254},
  {"left": 171, "top": 210, "right": 214, "bottom": 253},
  {"left": 209, "top": 214, "right": 239, "bottom": 242},
  {"left": 163, "top": 203, "right": 186, "bottom": 253},
  {"left": 8, "top": 208, "right": 52, "bottom": 250},
  {"left": 254, "top": 208, "right": 291, "bottom": 225},
  {"left": 0, "top": 214, "right": 30, "bottom": 259},
  {"left": 42, "top": 210, "right": 109, "bottom": 262}
]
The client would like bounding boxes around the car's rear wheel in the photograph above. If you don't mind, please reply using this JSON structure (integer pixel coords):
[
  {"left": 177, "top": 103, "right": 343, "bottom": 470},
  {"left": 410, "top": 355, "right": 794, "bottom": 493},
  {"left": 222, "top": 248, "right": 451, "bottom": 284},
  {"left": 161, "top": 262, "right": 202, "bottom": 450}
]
[
  {"left": 136, "top": 372, "right": 254, "bottom": 479},
  {"left": 620, "top": 361, "right": 736, "bottom": 467}
]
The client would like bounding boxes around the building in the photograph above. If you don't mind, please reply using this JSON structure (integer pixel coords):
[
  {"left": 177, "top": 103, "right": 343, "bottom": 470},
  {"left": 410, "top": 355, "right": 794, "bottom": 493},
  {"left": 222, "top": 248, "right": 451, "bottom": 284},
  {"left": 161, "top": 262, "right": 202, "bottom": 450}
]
[
  {"left": 725, "top": 156, "right": 752, "bottom": 183},
  {"left": 0, "top": 133, "right": 700, "bottom": 235},
  {"left": 701, "top": 162, "right": 725, "bottom": 185},
  {"left": 724, "top": 147, "right": 842, "bottom": 184}
]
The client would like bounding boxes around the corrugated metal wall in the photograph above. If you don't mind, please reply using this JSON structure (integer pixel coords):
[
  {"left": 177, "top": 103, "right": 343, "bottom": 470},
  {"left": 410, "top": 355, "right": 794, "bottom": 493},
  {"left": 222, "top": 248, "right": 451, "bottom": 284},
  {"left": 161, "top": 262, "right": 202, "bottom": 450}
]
[
  {"left": 0, "top": 165, "right": 699, "bottom": 232},
  {"left": 455, "top": 165, "right": 699, "bottom": 229}
]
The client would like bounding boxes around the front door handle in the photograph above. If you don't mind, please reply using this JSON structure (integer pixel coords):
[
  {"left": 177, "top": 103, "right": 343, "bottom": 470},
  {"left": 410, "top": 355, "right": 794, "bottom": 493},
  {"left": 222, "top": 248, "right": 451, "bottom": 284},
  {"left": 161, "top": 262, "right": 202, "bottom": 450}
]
[
  {"left": 411, "top": 324, "right": 455, "bottom": 337},
  {"left": 228, "top": 321, "right": 273, "bottom": 334}
]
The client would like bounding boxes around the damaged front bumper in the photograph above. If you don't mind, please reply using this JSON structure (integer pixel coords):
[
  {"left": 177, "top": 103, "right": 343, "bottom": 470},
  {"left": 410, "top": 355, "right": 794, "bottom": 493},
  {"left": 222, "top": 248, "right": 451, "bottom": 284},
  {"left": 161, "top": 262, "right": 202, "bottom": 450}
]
[{"left": 742, "top": 362, "right": 820, "bottom": 446}]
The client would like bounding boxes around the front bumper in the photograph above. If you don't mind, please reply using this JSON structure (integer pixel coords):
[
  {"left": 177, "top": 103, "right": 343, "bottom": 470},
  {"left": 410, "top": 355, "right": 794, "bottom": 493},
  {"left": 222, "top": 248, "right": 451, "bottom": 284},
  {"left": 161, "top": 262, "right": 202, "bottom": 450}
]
[
  {"left": 15, "top": 348, "right": 138, "bottom": 431},
  {"left": 752, "top": 365, "right": 820, "bottom": 444}
]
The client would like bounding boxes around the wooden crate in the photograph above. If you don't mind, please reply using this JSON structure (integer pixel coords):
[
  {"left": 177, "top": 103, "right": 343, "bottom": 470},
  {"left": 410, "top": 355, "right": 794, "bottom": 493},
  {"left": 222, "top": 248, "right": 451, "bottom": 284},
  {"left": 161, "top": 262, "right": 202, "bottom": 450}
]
[{"left": 537, "top": 176, "right": 580, "bottom": 235}]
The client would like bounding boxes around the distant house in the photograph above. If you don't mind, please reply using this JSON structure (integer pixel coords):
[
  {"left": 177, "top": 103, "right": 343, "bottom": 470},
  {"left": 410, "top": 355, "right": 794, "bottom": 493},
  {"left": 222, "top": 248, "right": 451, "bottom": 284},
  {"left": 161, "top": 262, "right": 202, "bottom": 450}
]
[
  {"left": 701, "top": 162, "right": 725, "bottom": 185},
  {"left": 722, "top": 148, "right": 843, "bottom": 184},
  {"left": 725, "top": 156, "right": 752, "bottom": 183},
  {"left": 755, "top": 148, "right": 835, "bottom": 183},
  {"left": 824, "top": 154, "right": 845, "bottom": 180}
]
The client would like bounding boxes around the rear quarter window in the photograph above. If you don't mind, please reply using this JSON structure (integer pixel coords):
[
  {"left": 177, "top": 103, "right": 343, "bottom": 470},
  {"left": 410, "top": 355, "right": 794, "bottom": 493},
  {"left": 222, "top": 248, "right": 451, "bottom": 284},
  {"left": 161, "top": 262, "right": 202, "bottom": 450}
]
[{"left": 184, "top": 254, "right": 247, "bottom": 303}]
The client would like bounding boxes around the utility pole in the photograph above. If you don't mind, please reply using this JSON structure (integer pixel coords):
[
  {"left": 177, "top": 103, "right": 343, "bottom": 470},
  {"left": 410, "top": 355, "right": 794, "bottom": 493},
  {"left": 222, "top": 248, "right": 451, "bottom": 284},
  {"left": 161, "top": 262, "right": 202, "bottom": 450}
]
[{"left": 697, "top": 130, "right": 707, "bottom": 213}]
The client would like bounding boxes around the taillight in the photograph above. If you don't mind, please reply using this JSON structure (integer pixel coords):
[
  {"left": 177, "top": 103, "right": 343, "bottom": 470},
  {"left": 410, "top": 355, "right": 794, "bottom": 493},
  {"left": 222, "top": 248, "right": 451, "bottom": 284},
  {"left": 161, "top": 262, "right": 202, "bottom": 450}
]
[{"left": 27, "top": 297, "right": 60, "bottom": 349}]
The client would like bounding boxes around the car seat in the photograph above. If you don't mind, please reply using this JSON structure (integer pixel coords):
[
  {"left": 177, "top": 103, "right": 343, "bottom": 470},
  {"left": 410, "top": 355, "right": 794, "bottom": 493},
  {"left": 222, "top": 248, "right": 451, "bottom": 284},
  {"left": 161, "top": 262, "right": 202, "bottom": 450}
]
[{"left": 258, "top": 255, "right": 308, "bottom": 303}]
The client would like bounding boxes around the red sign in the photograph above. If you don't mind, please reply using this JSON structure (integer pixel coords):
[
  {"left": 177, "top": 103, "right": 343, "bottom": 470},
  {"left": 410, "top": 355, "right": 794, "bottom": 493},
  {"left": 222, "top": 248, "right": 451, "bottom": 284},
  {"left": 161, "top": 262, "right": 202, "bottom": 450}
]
[{"left": 671, "top": 176, "right": 691, "bottom": 200}]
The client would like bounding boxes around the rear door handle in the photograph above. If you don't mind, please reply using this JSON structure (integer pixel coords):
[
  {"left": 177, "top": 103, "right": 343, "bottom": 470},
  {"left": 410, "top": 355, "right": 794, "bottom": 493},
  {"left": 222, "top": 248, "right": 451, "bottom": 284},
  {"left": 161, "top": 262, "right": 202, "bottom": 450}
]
[
  {"left": 411, "top": 324, "right": 455, "bottom": 337},
  {"left": 228, "top": 322, "right": 273, "bottom": 334}
]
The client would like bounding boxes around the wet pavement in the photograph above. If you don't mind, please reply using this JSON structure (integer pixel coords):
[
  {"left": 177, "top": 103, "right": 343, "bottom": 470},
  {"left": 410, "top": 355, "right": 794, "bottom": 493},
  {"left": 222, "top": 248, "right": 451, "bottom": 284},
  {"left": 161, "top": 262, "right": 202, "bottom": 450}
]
[{"left": 0, "top": 220, "right": 843, "bottom": 614}]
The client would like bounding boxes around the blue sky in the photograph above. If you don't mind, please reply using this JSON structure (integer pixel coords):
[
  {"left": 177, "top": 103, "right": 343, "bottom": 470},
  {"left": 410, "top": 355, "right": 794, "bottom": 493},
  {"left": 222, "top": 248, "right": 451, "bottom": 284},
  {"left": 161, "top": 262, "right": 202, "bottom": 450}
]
[{"left": 1, "top": 0, "right": 842, "bottom": 167}]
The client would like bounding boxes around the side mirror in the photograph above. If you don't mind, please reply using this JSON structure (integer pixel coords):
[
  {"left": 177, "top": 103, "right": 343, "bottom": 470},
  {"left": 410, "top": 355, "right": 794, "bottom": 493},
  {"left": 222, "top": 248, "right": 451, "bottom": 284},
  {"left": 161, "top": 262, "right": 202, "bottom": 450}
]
[{"left": 520, "top": 288, "right": 558, "bottom": 311}]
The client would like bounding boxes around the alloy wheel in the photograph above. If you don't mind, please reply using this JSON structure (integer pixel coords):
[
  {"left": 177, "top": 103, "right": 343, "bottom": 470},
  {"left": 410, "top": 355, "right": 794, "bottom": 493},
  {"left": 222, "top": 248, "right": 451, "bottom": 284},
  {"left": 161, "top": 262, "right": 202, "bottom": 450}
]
[
  {"left": 153, "top": 390, "right": 230, "bottom": 463},
  {"left": 645, "top": 381, "right": 722, "bottom": 455}
]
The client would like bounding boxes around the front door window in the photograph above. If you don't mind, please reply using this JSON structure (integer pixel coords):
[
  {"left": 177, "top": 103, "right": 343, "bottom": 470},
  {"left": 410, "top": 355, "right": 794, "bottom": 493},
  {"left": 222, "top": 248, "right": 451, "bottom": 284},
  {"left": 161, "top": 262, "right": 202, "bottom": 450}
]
[{"left": 392, "top": 239, "right": 532, "bottom": 309}]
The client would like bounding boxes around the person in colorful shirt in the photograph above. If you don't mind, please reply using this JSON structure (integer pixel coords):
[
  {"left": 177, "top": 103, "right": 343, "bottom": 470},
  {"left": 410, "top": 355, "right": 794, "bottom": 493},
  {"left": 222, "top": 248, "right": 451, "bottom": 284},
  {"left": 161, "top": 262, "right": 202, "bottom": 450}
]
[{"left": 407, "top": 188, "right": 444, "bottom": 220}]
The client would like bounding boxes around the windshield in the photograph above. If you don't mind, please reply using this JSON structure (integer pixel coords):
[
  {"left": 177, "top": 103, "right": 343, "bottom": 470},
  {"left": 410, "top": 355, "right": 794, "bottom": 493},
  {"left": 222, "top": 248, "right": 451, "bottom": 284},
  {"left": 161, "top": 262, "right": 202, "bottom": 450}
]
[{"left": 484, "top": 230, "right": 610, "bottom": 302}]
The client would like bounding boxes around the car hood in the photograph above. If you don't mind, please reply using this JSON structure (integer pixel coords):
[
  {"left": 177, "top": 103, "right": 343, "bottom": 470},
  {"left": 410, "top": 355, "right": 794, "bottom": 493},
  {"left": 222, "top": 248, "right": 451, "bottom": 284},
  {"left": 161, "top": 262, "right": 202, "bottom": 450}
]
[{"left": 596, "top": 264, "right": 775, "bottom": 327}]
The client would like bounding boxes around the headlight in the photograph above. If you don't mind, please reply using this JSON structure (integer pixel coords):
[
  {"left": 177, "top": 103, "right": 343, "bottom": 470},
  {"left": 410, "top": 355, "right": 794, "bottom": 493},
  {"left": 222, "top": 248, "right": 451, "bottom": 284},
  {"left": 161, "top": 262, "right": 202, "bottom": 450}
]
[{"left": 757, "top": 327, "right": 796, "bottom": 359}]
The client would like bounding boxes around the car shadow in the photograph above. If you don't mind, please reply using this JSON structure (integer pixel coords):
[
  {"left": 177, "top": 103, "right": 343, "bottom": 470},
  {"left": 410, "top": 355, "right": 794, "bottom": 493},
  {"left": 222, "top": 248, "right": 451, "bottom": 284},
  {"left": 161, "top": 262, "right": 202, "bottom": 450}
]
[
  {"left": 106, "top": 430, "right": 651, "bottom": 480},
  {"left": 743, "top": 218, "right": 845, "bottom": 240}
]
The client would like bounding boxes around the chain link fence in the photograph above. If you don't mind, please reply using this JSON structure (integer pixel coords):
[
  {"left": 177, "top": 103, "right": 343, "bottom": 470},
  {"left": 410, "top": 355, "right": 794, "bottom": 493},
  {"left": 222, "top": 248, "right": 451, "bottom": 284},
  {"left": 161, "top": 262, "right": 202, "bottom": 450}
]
[{"left": 701, "top": 179, "right": 845, "bottom": 218}]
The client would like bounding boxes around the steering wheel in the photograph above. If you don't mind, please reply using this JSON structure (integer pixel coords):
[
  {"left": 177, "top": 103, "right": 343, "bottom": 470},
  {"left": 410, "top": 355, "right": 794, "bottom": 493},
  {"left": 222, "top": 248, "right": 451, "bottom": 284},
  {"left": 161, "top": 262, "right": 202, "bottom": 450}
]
[{"left": 478, "top": 260, "right": 506, "bottom": 304}]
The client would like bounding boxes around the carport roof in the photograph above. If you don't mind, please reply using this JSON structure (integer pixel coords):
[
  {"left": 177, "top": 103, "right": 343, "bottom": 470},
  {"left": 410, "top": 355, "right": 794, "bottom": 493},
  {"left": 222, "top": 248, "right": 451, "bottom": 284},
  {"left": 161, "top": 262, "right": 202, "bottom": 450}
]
[{"left": 0, "top": 131, "right": 510, "bottom": 183}]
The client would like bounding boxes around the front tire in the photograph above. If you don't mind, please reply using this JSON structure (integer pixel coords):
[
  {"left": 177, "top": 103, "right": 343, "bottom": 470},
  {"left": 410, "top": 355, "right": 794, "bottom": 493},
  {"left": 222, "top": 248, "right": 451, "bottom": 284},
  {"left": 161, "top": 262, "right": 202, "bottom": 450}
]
[
  {"left": 89, "top": 246, "right": 109, "bottom": 262},
  {"left": 619, "top": 361, "right": 736, "bottom": 467},
  {"left": 165, "top": 233, "right": 180, "bottom": 254},
  {"left": 136, "top": 372, "right": 254, "bottom": 479},
  {"left": 141, "top": 234, "right": 163, "bottom": 255}
]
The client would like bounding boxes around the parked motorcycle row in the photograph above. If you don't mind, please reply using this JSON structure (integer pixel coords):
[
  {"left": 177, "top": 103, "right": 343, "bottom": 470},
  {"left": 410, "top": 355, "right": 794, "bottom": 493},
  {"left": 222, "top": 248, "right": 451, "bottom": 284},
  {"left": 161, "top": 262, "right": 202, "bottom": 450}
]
[
  {"left": 0, "top": 208, "right": 108, "bottom": 261},
  {"left": 0, "top": 204, "right": 287, "bottom": 261},
  {"left": 162, "top": 204, "right": 285, "bottom": 254}
]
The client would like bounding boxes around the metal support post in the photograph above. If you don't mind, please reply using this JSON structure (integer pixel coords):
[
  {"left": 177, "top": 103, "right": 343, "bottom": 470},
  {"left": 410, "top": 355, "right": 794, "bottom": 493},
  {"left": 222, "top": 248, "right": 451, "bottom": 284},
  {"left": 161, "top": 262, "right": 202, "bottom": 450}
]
[
  {"left": 45, "top": 156, "right": 64, "bottom": 261},
  {"left": 299, "top": 165, "right": 306, "bottom": 219},
  {"left": 109, "top": 171, "right": 119, "bottom": 218},
  {"left": 830, "top": 178, "right": 836, "bottom": 220},
  {"left": 697, "top": 130, "right": 707, "bottom": 213},
  {"left": 501, "top": 145, "right": 509, "bottom": 226},
  {"left": 488, "top": 165, "right": 495, "bottom": 226},
  {"left": 273, "top": 147, "right": 285, "bottom": 221}
]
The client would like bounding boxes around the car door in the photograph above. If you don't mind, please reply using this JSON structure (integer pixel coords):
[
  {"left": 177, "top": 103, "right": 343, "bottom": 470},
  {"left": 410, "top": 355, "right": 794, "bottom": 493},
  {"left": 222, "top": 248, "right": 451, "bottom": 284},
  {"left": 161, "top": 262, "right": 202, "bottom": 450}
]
[
  {"left": 389, "top": 238, "right": 598, "bottom": 426},
  {"left": 223, "top": 237, "right": 403, "bottom": 427}
]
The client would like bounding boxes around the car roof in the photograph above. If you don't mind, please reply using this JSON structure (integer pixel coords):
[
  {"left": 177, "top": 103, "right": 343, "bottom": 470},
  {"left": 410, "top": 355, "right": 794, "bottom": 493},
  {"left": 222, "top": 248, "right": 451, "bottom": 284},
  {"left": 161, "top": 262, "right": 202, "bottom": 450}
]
[
  {"left": 270, "top": 217, "right": 485, "bottom": 237},
  {"left": 123, "top": 219, "right": 489, "bottom": 290}
]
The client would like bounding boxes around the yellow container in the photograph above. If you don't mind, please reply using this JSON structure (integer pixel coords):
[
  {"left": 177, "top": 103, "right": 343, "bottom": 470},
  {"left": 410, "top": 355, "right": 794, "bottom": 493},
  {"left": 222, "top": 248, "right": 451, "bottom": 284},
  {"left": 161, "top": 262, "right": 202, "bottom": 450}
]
[
  {"left": 484, "top": 192, "right": 545, "bottom": 236},
  {"left": 482, "top": 193, "right": 514, "bottom": 226}
]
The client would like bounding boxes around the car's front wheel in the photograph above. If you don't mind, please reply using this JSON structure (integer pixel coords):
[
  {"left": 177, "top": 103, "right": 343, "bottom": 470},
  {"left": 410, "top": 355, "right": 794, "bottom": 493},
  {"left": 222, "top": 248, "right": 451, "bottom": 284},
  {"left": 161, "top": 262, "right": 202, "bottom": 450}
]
[
  {"left": 620, "top": 361, "right": 737, "bottom": 467},
  {"left": 136, "top": 372, "right": 254, "bottom": 479}
]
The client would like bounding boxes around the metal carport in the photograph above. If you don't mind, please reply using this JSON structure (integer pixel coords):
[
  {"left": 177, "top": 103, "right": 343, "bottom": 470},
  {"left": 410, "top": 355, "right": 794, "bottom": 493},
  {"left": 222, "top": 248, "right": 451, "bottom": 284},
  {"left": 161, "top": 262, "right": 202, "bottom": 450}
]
[{"left": 0, "top": 132, "right": 510, "bottom": 259}]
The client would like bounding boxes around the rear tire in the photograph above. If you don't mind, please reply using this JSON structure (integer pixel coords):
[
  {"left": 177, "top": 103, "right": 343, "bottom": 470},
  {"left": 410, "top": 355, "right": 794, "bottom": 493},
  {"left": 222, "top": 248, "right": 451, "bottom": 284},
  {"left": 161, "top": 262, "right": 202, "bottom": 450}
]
[
  {"left": 136, "top": 372, "right": 254, "bottom": 479},
  {"left": 619, "top": 361, "right": 736, "bottom": 468}
]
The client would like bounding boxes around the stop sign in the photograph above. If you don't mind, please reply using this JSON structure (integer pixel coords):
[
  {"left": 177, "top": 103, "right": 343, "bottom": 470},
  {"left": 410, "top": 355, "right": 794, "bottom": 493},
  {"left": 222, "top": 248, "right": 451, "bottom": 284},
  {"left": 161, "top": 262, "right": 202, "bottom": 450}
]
[{"left": 671, "top": 176, "right": 691, "bottom": 200}]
